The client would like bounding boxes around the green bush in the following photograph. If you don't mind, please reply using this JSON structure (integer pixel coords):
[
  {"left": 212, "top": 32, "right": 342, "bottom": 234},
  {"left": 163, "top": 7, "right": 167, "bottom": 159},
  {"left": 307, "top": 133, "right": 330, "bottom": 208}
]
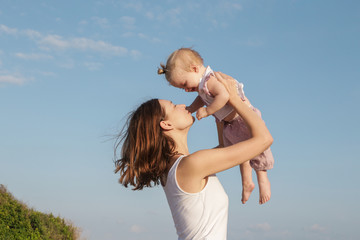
[{"left": 0, "top": 184, "right": 80, "bottom": 240}]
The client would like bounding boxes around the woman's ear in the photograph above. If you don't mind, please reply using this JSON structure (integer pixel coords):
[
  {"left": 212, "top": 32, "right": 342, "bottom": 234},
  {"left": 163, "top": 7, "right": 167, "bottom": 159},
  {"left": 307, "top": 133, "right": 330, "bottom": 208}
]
[{"left": 160, "top": 120, "right": 173, "bottom": 131}]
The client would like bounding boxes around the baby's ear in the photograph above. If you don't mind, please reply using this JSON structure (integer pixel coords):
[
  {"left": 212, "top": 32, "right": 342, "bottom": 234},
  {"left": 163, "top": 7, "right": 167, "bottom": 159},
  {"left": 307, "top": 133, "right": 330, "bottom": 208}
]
[{"left": 190, "top": 64, "right": 200, "bottom": 73}]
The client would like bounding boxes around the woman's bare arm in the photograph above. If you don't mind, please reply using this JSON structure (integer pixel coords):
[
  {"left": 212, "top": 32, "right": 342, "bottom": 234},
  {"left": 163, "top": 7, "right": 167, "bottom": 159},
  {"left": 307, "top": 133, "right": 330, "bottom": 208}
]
[{"left": 180, "top": 72, "right": 273, "bottom": 184}]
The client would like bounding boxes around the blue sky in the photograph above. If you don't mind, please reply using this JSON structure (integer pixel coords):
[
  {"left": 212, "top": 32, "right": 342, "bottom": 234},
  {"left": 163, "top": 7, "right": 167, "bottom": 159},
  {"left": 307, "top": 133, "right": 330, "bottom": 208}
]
[{"left": 1, "top": 0, "right": 359, "bottom": 239}]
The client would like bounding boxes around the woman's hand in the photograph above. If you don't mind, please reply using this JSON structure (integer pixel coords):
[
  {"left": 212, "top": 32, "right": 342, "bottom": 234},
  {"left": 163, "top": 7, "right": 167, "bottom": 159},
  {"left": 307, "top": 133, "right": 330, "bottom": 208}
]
[
  {"left": 214, "top": 72, "right": 239, "bottom": 104},
  {"left": 214, "top": 72, "right": 253, "bottom": 107}
]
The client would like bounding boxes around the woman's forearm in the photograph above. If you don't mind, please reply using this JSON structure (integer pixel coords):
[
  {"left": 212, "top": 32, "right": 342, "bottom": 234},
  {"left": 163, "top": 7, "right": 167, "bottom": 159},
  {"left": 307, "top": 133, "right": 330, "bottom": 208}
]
[
  {"left": 231, "top": 94, "right": 272, "bottom": 144},
  {"left": 215, "top": 72, "right": 273, "bottom": 145}
]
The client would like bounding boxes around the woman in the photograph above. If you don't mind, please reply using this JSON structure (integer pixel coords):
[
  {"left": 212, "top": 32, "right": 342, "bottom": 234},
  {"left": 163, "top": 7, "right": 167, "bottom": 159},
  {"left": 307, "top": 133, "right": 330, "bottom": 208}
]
[{"left": 115, "top": 72, "right": 273, "bottom": 239}]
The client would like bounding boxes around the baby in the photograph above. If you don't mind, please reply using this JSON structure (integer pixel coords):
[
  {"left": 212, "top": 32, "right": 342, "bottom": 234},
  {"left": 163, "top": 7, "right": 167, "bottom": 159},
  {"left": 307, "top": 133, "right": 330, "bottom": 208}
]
[{"left": 158, "top": 48, "right": 274, "bottom": 204}]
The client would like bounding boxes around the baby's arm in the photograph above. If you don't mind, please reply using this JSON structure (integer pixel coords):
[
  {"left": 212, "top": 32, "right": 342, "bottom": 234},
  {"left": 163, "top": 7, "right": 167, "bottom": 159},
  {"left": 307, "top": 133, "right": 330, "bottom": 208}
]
[
  {"left": 196, "top": 75, "right": 229, "bottom": 120},
  {"left": 186, "top": 96, "right": 205, "bottom": 113}
]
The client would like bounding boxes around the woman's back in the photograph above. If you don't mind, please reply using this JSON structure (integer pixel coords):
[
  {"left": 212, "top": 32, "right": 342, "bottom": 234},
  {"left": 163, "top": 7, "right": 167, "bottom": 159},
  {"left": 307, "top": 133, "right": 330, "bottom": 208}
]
[{"left": 163, "top": 155, "right": 229, "bottom": 240}]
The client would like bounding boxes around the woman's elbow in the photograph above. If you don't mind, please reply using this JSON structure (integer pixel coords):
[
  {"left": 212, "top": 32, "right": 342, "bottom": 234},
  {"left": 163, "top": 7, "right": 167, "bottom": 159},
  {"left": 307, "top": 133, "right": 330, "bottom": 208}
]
[{"left": 264, "top": 134, "right": 273, "bottom": 149}]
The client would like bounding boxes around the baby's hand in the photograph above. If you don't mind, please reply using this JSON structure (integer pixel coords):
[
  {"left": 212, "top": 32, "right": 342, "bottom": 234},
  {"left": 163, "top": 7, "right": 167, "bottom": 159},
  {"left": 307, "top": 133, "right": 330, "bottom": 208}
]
[{"left": 196, "top": 107, "right": 209, "bottom": 120}]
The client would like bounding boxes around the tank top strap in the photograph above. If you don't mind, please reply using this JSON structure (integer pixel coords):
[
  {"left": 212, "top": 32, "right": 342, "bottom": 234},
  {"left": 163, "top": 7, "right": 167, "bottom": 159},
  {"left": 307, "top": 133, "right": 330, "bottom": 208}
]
[{"left": 168, "top": 155, "right": 186, "bottom": 178}]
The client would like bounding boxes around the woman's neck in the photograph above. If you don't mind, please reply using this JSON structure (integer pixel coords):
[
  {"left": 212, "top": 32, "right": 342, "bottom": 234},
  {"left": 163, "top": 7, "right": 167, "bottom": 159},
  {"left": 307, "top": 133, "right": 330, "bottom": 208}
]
[{"left": 171, "top": 131, "right": 190, "bottom": 156}]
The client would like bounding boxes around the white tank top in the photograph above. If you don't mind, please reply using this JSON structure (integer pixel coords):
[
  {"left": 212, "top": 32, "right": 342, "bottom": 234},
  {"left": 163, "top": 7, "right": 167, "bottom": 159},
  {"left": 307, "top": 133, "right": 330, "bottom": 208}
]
[{"left": 163, "top": 155, "right": 229, "bottom": 240}]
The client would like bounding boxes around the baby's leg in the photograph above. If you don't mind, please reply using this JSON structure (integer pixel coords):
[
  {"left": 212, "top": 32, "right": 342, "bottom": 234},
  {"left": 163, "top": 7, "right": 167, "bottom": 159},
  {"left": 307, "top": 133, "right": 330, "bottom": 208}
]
[
  {"left": 222, "top": 118, "right": 255, "bottom": 204},
  {"left": 240, "top": 161, "right": 255, "bottom": 204},
  {"left": 256, "top": 170, "right": 271, "bottom": 205}
]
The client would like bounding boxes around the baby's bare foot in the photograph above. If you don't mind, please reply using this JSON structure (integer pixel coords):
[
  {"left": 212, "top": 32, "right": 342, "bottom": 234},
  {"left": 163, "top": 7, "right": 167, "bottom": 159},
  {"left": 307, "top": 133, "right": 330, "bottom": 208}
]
[
  {"left": 257, "top": 170, "right": 271, "bottom": 205},
  {"left": 242, "top": 181, "right": 255, "bottom": 204}
]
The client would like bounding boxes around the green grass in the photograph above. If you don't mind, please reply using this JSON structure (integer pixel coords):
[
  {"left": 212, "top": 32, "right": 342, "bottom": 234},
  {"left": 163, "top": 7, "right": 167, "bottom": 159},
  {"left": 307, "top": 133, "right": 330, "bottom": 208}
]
[{"left": 0, "top": 184, "right": 80, "bottom": 240}]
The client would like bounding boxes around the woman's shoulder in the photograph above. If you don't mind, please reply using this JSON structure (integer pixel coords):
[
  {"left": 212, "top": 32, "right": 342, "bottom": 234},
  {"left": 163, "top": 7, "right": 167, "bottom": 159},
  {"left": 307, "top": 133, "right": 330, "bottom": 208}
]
[{"left": 179, "top": 149, "right": 218, "bottom": 171}]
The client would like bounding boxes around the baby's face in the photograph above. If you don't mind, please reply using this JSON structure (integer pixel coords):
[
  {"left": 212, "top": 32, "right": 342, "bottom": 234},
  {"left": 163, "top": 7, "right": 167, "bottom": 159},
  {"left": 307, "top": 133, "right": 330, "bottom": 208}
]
[{"left": 171, "top": 69, "right": 201, "bottom": 92}]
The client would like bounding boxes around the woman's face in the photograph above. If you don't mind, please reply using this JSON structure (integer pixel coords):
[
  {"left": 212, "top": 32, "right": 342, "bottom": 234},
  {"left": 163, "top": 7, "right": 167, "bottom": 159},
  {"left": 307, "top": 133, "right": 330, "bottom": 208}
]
[{"left": 159, "top": 99, "right": 194, "bottom": 130}]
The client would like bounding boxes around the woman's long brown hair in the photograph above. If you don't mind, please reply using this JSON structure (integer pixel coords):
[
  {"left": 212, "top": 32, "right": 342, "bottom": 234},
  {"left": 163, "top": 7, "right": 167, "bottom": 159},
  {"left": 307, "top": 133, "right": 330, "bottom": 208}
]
[{"left": 114, "top": 99, "right": 177, "bottom": 190}]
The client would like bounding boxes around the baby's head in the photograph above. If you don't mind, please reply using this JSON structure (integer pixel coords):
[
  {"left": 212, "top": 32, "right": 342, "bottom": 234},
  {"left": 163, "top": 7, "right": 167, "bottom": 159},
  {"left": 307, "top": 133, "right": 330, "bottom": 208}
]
[{"left": 158, "top": 48, "right": 206, "bottom": 92}]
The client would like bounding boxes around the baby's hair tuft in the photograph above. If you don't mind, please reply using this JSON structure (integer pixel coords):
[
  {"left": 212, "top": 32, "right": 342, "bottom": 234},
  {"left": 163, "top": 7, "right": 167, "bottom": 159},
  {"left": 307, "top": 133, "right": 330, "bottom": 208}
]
[{"left": 158, "top": 63, "right": 167, "bottom": 75}]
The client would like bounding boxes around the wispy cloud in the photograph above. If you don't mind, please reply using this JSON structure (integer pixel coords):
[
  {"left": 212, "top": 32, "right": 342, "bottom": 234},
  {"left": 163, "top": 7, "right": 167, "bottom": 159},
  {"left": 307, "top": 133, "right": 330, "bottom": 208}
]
[
  {"left": 58, "top": 59, "right": 75, "bottom": 69},
  {"left": 120, "top": 16, "right": 136, "bottom": 29},
  {"left": 130, "top": 224, "right": 145, "bottom": 233},
  {"left": 23, "top": 29, "right": 43, "bottom": 39},
  {"left": 15, "top": 52, "right": 53, "bottom": 60},
  {"left": 141, "top": 7, "right": 182, "bottom": 26},
  {"left": 162, "top": 8, "right": 182, "bottom": 25},
  {"left": 124, "top": 2, "right": 143, "bottom": 12},
  {"left": 145, "top": 11, "right": 154, "bottom": 20},
  {"left": 247, "top": 222, "right": 271, "bottom": 232},
  {"left": 78, "top": 20, "right": 88, "bottom": 26},
  {"left": 244, "top": 38, "right": 264, "bottom": 47},
  {"left": 130, "top": 50, "right": 141, "bottom": 59},
  {"left": 38, "top": 34, "right": 69, "bottom": 49},
  {"left": 0, "top": 24, "right": 18, "bottom": 35},
  {"left": 83, "top": 62, "right": 103, "bottom": 71},
  {"left": 307, "top": 224, "right": 327, "bottom": 233},
  {"left": 0, "top": 24, "right": 141, "bottom": 86},
  {"left": 38, "top": 71, "right": 56, "bottom": 77},
  {"left": 137, "top": 33, "right": 161, "bottom": 43},
  {"left": 92, "top": 17, "right": 110, "bottom": 29},
  {"left": 39, "top": 36, "right": 128, "bottom": 56},
  {"left": 1, "top": 24, "right": 134, "bottom": 57},
  {"left": 220, "top": 1, "right": 243, "bottom": 12},
  {"left": 0, "top": 74, "right": 27, "bottom": 85}
]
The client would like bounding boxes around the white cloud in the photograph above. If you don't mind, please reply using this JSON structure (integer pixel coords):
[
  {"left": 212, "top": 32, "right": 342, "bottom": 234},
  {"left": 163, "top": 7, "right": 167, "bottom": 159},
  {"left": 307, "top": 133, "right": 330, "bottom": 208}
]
[
  {"left": 137, "top": 33, "right": 146, "bottom": 39},
  {"left": 78, "top": 20, "right": 87, "bottom": 25},
  {"left": 15, "top": 52, "right": 53, "bottom": 60},
  {"left": 23, "top": 29, "right": 42, "bottom": 39},
  {"left": 83, "top": 62, "right": 103, "bottom": 71},
  {"left": 37, "top": 34, "right": 128, "bottom": 56},
  {"left": 38, "top": 71, "right": 56, "bottom": 77},
  {"left": 58, "top": 59, "right": 75, "bottom": 69},
  {"left": 243, "top": 38, "right": 264, "bottom": 47},
  {"left": 124, "top": 2, "right": 143, "bottom": 12},
  {"left": 308, "top": 224, "right": 326, "bottom": 233},
  {"left": 130, "top": 50, "right": 141, "bottom": 59},
  {"left": 0, "top": 24, "right": 18, "bottom": 35},
  {"left": 145, "top": 11, "right": 154, "bottom": 20},
  {"left": 120, "top": 16, "right": 136, "bottom": 29},
  {"left": 39, "top": 34, "right": 69, "bottom": 49},
  {"left": 130, "top": 224, "right": 145, "bottom": 233},
  {"left": 218, "top": 1, "right": 243, "bottom": 12},
  {"left": 92, "top": 17, "right": 109, "bottom": 29},
  {"left": 137, "top": 33, "right": 161, "bottom": 43},
  {"left": 247, "top": 222, "right": 271, "bottom": 232},
  {"left": 73, "top": 38, "right": 128, "bottom": 55},
  {"left": 122, "top": 32, "right": 134, "bottom": 38},
  {"left": 161, "top": 8, "right": 182, "bottom": 25},
  {"left": 1, "top": 24, "right": 132, "bottom": 57},
  {"left": 0, "top": 75, "right": 27, "bottom": 85}
]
